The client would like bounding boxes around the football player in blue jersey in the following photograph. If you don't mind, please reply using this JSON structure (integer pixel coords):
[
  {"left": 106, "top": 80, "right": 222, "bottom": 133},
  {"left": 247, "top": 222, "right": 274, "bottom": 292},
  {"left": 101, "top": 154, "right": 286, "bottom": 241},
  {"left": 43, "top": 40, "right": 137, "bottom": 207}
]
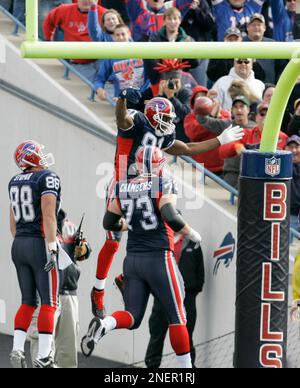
[
  {"left": 82, "top": 146, "right": 203, "bottom": 368},
  {"left": 91, "top": 89, "right": 244, "bottom": 321},
  {"left": 8, "top": 140, "right": 61, "bottom": 369}
]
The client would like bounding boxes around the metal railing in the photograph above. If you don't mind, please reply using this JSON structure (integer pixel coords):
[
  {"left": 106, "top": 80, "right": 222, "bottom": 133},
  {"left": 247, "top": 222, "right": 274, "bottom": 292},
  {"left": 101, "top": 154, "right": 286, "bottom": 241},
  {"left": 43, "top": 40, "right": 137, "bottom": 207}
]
[{"left": 0, "top": 5, "right": 116, "bottom": 105}]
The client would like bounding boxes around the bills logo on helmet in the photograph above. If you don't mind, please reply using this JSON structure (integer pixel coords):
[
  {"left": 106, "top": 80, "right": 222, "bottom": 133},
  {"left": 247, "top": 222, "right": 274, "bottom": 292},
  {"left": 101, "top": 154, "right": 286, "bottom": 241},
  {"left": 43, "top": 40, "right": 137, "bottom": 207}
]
[
  {"left": 213, "top": 232, "right": 236, "bottom": 275},
  {"left": 147, "top": 98, "right": 169, "bottom": 111}
]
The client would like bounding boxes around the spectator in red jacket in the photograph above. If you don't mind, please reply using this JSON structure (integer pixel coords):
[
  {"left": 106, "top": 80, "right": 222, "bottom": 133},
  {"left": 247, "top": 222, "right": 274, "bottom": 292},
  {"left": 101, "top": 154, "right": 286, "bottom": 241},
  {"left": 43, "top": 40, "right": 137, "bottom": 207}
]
[
  {"left": 184, "top": 85, "right": 231, "bottom": 174},
  {"left": 43, "top": 0, "right": 106, "bottom": 82}
]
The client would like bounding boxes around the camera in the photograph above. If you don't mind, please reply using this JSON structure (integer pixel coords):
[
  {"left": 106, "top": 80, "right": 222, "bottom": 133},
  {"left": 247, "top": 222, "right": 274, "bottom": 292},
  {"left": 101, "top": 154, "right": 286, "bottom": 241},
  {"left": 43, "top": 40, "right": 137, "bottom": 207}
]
[{"left": 167, "top": 79, "right": 175, "bottom": 90}]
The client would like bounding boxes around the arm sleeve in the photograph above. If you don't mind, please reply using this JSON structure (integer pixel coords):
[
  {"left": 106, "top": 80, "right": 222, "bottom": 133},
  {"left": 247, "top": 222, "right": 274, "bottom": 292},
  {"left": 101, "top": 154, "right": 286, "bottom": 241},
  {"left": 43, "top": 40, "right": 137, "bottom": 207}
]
[
  {"left": 88, "top": 8, "right": 106, "bottom": 42},
  {"left": 160, "top": 203, "right": 186, "bottom": 233},
  {"left": 94, "top": 60, "right": 112, "bottom": 91},
  {"left": 197, "top": 115, "right": 231, "bottom": 135},
  {"left": 126, "top": 0, "right": 144, "bottom": 24},
  {"left": 39, "top": 172, "right": 61, "bottom": 198},
  {"left": 103, "top": 211, "right": 124, "bottom": 232},
  {"left": 175, "top": 0, "right": 193, "bottom": 20},
  {"left": 43, "top": 6, "right": 63, "bottom": 40}
]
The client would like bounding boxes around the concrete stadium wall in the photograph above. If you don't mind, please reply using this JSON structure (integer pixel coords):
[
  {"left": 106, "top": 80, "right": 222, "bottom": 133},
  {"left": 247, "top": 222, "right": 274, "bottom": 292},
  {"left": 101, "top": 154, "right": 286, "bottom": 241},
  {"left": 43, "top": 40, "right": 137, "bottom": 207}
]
[{"left": 0, "top": 36, "right": 238, "bottom": 366}]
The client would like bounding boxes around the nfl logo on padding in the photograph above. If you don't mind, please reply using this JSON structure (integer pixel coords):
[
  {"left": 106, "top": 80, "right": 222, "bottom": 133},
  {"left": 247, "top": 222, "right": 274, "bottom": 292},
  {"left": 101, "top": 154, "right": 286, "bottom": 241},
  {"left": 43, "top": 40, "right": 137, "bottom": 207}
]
[{"left": 265, "top": 156, "right": 281, "bottom": 177}]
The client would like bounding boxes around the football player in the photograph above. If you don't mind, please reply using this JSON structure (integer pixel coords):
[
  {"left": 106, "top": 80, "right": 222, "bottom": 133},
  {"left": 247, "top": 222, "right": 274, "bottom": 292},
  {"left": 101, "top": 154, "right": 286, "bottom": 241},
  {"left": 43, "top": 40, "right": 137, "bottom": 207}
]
[
  {"left": 8, "top": 140, "right": 61, "bottom": 369},
  {"left": 91, "top": 89, "right": 244, "bottom": 319},
  {"left": 82, "top": 146, "right": 202, "bottom": 368}
]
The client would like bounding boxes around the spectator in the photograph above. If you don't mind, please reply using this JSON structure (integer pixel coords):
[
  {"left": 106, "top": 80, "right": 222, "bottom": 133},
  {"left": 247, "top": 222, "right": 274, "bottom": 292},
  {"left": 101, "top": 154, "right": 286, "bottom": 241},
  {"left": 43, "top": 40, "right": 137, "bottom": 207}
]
[
  {"left": 94, "top": 24, "right": 150, "bottom": 101},
  {"left": 180, "top": 0, "right": 216, "bottom": 86},
  {"left": 145, "top": 8, "right": 199, "bottom": 87},
  {"left": 39, "top": 1, "right": 73, "bottom": 39},
  {"left": 197, "top": 95, "right": 256, "bottom": 188},
  {"left": 181, "top": 0, "right": 215, "bottom": 42},
  {"left": 212, "top": 58, "right": 265, "bottom": 110},
  {"left": 88, "top": 7, "right": 125, "bottom": 42},
  {"left": 263, "top": 83, "right": 292, "bottom": 134},
  {"left": 73, "top": 0, "right": 130, "bottom": 25},
  {"left": 152, "top": 59, "right": 193, "bottom": 142},
  {"left": 126, "top": 0, "right": 193, "bottom": 42},
  {"left": 288, "top": 99, "right": 300, "bottom": 137},
  {"left": 285, "top": 136, "right": 300, "bottom": 235},
  {"left": 43, "top": 0, "right": 106, "bottom": 83},
  {"left": 216, "top": 100, "right": 287, "bottom": 187},
  {"left": 207, "top": 27, "right": 266, "bottom": 84},
  {"left": 212, "top": 0, "right": 267, "bottom": 41},
  {"left": 145, "top": 232, "right": 205, "bottom": 369},
  {"left": 29, "top": 210, "right": 92, "bottom": 369},
  {"left": 270, "top": 0, "right": 300, "bottom": 42},
  {"left": 184, "top": 86, "right": 231, "bottom": 174},
  {"left": 262, "top": 82, "right": 275, "bottom": 104},
  {"left": 244, "top": 13, "right": 285, "bottom": 83},
  {"left": 207, "top": 27, "right": 243, "bottom": 84}
]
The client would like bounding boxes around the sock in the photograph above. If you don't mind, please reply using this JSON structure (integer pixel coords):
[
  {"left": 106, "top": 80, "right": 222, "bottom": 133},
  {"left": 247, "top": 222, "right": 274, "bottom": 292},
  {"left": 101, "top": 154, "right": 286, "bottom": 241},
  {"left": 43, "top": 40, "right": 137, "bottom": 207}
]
[
  {"left": 13, "top": 330, "right": 27, "bottom": 353},
  {"left": 37, "top": 305, "right": 56, "bottom": 334},
  {"left": 38, "top": 334, "right": 53, "bottom": 359},
  {"left": 111, "top": 311, "right": 134, "bottom": 329},
  {"left": 176, "top": 353, "right": 192, "bottom": 369},
  {"left": 102, "top": 316, "right": 117, "bottom": 332},
  {"left": 94, "top": 278, "right": 106, "bottom": 291},
  {"left": 95, "top": 240, "right": 120, "bottom": 287},
  {"left": 13, "top": 304, "right": 36, "bottom": 352},
  {"left": 37, "top": 305, "right": 56, "bottom": 358},
  {"left": 169, "top": 324, "right": 190, "bottom": 355}
]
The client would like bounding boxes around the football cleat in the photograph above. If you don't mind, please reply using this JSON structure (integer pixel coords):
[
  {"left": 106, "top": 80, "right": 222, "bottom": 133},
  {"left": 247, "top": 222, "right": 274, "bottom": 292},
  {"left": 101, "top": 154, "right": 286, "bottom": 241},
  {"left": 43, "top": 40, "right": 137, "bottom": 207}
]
[
  {"left": 33, "top": 356, "right": 57, "bottom": 369},
  {"left": 114, "top": 274, "right": 125, "bottom": 299},
  {"left": 10, "top": 350, "right": 27, "bottom": 369},
  {"left": 81, "top": 318, "right": 106, "bottom": 358},
  {"left": 91, "top": 288, "right": 105, "bottom": 319}
]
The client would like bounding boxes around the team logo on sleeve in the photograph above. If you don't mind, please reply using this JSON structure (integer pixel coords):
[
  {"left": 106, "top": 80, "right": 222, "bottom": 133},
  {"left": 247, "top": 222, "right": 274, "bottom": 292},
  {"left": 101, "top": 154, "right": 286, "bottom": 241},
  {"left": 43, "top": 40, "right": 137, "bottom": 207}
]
[{"left": 213, "top": 233, "right": 236, "bottom": 275}]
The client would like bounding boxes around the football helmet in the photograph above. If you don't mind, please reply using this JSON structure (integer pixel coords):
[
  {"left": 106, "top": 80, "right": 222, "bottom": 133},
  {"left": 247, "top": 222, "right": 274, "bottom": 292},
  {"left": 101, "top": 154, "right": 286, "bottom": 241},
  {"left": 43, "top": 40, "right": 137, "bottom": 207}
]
[
  {"left": 14, "top": 140, "right": 55, "bottom": 171},
  {"left": 136, "top": 146, "right": 167, "bottom": 177},
  {"left": 144, "top": 97, "right": 176, "bottom": 137}
]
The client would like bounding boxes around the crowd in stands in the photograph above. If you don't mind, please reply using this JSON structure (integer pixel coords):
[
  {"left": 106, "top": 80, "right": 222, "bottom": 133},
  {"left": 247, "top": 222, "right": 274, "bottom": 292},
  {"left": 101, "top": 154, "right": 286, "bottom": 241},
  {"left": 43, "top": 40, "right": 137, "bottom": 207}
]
[{"left": 2, "top": 0, "right": 300, "bottom": 201}]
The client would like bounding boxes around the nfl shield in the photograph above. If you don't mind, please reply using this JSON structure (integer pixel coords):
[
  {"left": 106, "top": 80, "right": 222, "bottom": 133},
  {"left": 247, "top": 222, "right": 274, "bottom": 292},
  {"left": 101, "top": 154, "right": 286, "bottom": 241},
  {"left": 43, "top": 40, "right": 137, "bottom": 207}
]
[{"left": 265, "top": 156, "right": 281, "bottom": 177}]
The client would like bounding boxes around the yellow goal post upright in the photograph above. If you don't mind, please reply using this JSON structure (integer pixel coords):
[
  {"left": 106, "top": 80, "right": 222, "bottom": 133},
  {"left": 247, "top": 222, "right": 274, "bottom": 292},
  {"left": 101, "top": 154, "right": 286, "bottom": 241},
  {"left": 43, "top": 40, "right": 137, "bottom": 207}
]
[{"left": 21, "top": 0, "right": 300, "bottom": 368}]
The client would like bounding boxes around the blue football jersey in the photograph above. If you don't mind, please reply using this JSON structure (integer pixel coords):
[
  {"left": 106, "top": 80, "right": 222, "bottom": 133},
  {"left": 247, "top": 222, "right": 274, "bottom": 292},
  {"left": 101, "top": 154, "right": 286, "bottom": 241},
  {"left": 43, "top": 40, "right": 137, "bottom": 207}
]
[
  {"left": 115, "top": 175, "right": 178, "bottom": 253},
  {"left": 8, "top": 170, "right": 61, "bottom": 238},
  {"left": 115, "top": 110, "right": 176, "bottom": 180}
]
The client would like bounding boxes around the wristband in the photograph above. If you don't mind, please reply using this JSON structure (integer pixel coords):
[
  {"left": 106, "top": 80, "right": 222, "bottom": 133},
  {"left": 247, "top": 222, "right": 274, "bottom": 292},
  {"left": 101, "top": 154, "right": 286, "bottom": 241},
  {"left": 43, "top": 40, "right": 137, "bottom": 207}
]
[{"left": 48, "top": 241, "right": 57, "bottom": 252}]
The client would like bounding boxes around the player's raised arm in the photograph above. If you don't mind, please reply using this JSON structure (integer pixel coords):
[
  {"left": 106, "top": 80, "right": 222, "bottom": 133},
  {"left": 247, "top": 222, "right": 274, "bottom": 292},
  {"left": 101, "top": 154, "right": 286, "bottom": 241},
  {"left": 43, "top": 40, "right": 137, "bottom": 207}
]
[
  {"left": 166, "top": 125, "right": 244, "bottom": 156},
  {"left": 116, "top": 89, "right": 142, "bottom": 130},
  {"left": 158, "top": 194, "right": 201, "bottom": 245}
]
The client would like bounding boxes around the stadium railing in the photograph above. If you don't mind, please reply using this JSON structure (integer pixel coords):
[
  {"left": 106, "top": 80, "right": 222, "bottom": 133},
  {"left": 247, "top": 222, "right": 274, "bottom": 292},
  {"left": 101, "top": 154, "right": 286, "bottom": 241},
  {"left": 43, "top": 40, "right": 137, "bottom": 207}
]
[{"left": 0, "top": 5, "right": 117, "bottom": 105}]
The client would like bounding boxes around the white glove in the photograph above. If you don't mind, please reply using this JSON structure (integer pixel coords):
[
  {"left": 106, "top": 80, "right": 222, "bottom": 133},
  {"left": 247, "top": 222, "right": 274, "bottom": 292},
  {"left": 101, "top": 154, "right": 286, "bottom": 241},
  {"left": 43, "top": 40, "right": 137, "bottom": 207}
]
[
  {"left": 188, "top": 228, "right": 202, "bottom": 247},
  {"left": 217, "top": 125, "right": 244, "bottom": 146},
  {"left": 290, "top": 300, "right": 300, "bottom": 322}
]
